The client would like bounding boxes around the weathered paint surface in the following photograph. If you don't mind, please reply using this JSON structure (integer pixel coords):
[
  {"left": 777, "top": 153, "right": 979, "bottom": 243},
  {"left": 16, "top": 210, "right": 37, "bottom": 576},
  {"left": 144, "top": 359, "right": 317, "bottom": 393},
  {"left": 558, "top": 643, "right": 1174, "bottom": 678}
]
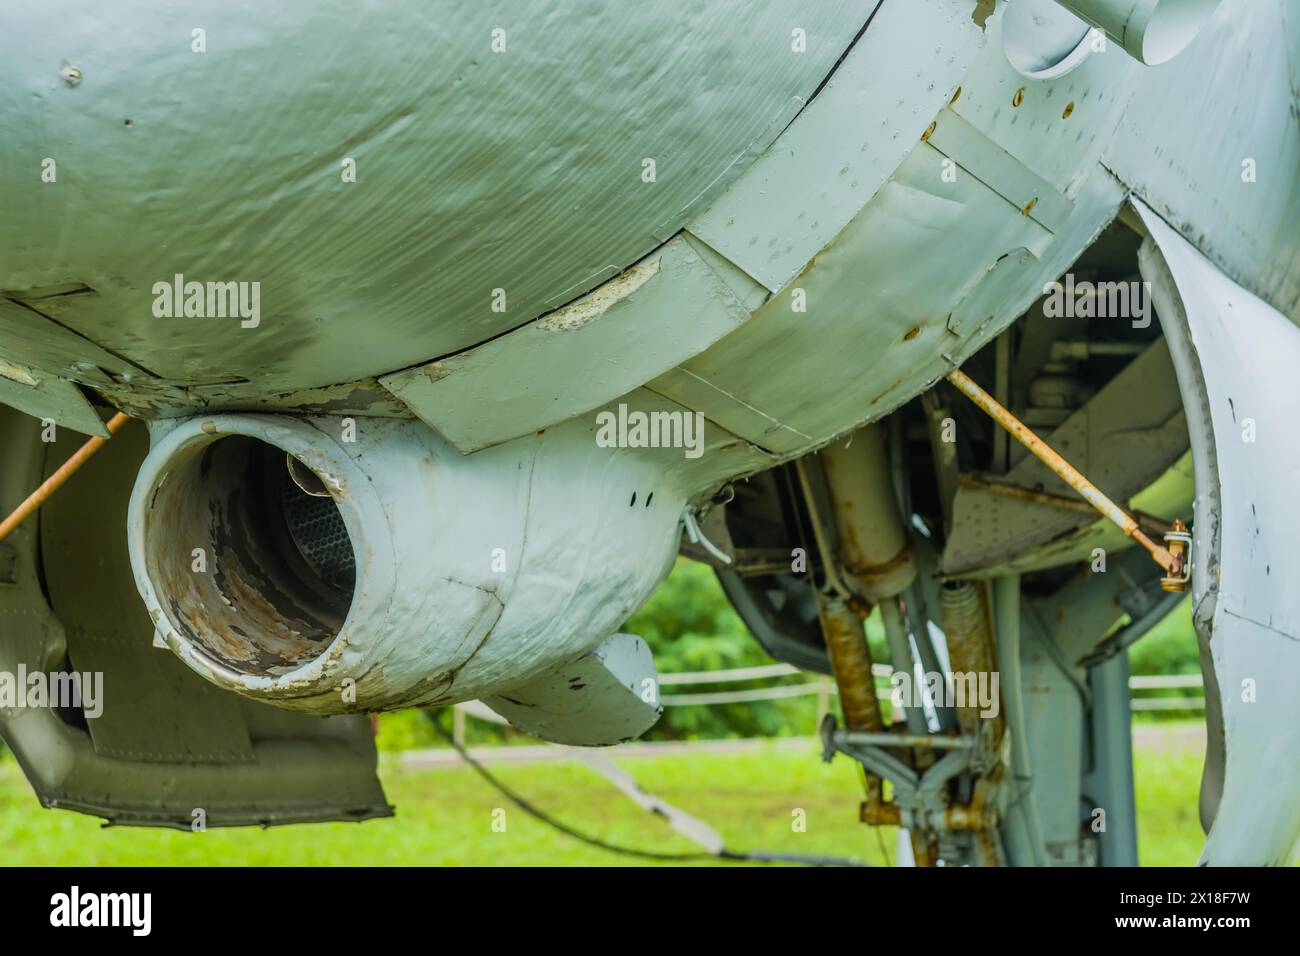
[
  {"left": 0, "top": 0, "right": 868, "bottom": 393},
  {"left": 482, "top": 633, "right": 662, "bottom": 746},
  {"left": 1137, "top": 201, "right": 1300, "bottom": 865},
  {"left": 380, "top": 236, "right": 754, "bottom": 453},
  {"left": 0, "top": 369, "right": 107, "bottom": 438},
  {"left": 1106, "top": 0, "right": 1300, "bottom": 317},
  {"left": 127, "top": 398, "right": 756, "bottom": 714},
  {"left": 2, "top": 1, "right": 1296, "bottom": 470},
  {"left": 688, "top": 0, "right": 977, "bottom": 292}
]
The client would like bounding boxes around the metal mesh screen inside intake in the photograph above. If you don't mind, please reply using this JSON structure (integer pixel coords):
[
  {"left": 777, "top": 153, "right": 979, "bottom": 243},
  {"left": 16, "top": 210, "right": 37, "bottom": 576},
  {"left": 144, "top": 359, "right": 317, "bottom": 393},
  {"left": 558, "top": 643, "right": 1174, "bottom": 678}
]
[{"left": 280, "top": 479, "right": 355, "bottom": 593}]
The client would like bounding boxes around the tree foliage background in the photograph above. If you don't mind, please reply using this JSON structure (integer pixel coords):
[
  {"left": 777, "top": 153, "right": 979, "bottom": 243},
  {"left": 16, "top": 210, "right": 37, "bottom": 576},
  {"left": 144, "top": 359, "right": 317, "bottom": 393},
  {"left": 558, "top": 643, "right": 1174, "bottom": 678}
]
[{"left": 625, "top": 559, "right": 823, "bottom": 740}]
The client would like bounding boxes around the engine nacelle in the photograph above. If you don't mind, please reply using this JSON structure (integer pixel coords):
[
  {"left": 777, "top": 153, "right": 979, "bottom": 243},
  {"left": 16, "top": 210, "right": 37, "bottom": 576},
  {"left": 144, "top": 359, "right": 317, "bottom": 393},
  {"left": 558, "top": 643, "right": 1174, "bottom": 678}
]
[{"left": 127, "top": 413, "right": 685, "bottom": 716}]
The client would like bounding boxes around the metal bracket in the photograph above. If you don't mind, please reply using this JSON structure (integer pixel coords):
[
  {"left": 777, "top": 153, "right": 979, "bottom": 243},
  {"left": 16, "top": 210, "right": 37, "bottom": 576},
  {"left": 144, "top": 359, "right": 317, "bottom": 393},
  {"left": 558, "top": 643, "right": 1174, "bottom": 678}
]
[{"left": 821, "top": 716, "right": 983, "bottom": 831}]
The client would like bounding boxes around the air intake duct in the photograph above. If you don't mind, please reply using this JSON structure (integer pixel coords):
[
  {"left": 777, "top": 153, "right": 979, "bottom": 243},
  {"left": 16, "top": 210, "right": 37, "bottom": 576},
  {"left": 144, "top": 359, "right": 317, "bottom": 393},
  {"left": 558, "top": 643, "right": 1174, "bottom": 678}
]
[{"left": 127, "top": 413, "right": 685, "bottom": 716}]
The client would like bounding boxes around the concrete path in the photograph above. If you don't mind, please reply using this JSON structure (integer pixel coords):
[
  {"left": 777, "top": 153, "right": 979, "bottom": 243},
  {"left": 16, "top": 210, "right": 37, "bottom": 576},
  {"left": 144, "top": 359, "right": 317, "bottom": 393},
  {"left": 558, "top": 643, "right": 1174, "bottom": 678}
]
[
  {"left": 399, "top": 722, "right": 1205, "bottom": 770},
  {"left": 400, "top": 735, "right": 817, "bottom": 770}
]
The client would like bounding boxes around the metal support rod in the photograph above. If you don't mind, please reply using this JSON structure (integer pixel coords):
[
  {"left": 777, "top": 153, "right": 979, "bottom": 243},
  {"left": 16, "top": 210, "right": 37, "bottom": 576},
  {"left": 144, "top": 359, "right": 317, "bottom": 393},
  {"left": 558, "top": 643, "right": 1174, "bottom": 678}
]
[
  {"left": 903, "top": 581, "right": 959, "bottom": 734},
  {"left": 946, "top": 369, "right": 1182, "bottom": 577},
  {"left": 994, "top": 575, "right": 1049, "bottom": 867},
  {"left": 792, "top": 457, "right": 860, "bottom": 605},
  {"left": 880, "top": 597, "right": 929, "bottom": 736},
  {"left": 820, "top": 425, "right": 916, "bottom": 600},
  {"left": 813, "top": 591, "right": 894, "bottom": 831},
  {"left": 1084, "top": 651, "right": 1140, "bottom": 866},
  {"left": 0, "top": 412, "right": 131, "bottom": 544}
]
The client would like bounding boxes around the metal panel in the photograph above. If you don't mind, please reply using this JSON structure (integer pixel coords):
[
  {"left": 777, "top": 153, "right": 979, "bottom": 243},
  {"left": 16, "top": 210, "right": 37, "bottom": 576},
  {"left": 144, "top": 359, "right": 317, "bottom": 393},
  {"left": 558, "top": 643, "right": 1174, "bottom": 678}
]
[
  {"left": 0, "top": 0, "right": 869, "bottom": 391},
  {"left": 688, "top": 0, "right": 986, "bottom": 292},
  {"left": 926, "top": 109, "right": 1075, "bottom": 233},
  {"left": 952, "top": 449, "right": 1195, "bottom": 580},
  {"left": 379, "top": 236, "right": 754, "bottom": 453},
  {"left": 1106, "top": 0, "right": 1300, "bottom": 322},
  {"left": 40, "top": 420, "right": 256, "bottom": 762},
  {"left": 0, "top": 369, "right": 108, "bottom": 437},
  {"left": 953, "top": 10, "right": 1140, "bottom": 196},
  {"left": 483, "top": 633, "right": 662, "bottom": 746},
  {"left": 1136, "top": 200, "right": 1300, "bottom": 865},
  {"left": 1019, "top": 606, "right": 1086, "bottom": 865},
  {"left": 0, "top": 297, "right": 148, "bottom": 384},
  {"left": 655, "top": 143, "right": 1059, "bottom": 454}
]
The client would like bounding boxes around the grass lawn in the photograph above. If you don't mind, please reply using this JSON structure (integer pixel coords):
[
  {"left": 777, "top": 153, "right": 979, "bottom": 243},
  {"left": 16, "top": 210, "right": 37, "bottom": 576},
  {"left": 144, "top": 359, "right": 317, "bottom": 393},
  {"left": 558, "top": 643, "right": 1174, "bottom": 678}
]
[
  {"left": 0, "top": 722, "right": 1210, "bottom": 866},
  {"left": 1131, "top": 725, "right": 1208, "bottom": 866}
]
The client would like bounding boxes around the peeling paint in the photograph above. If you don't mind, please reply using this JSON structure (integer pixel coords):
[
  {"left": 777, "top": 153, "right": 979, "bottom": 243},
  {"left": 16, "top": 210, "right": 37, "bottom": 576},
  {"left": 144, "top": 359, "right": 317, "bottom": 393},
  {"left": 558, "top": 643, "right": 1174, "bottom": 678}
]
[
  {"left": 536, "top": 258, "right": 661, "bottom": 332},
  {"left": 127, "top": 411, "right": 692, "bottom": 716}
]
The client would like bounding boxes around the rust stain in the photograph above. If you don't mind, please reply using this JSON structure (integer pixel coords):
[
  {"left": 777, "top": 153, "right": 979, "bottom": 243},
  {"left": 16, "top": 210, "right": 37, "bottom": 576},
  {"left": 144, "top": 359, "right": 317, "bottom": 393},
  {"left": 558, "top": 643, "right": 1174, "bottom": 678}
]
[
  {"left": 947, "top": 368, "right": 1184, "bottom": 577},
  {"left": 819, "top": 597, "right": 884, "bottom": 734},
  {"left": 147, "top": 438, "right": 346, "bottom": 682},
  {"left": 870, "top": 376, "right": 906, "bottom": 405},
  {"left": 860, "top": 800, "right": 902, "bottom": 826},
  {"left": 938, "top": 580, "right": 999, "bottom": 739}
]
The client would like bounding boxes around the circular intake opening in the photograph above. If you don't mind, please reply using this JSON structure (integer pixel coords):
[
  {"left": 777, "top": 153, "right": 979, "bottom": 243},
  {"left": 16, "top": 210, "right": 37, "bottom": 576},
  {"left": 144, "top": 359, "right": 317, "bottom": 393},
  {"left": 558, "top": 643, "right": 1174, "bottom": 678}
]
[{"left": 143, "top": 435, "right": 357, "bottom": 678}]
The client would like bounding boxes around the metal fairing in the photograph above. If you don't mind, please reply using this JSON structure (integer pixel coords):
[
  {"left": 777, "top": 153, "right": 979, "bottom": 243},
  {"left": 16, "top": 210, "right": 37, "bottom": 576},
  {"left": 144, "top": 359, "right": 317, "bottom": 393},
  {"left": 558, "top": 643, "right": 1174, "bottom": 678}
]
[
  {"left": 1136, "top": 201, "right": 1300, "bottom": 865},
  {"left": 647, "top": 2, "right": 1135, "bottom": 456},
  {"left": 128, "top": 399, "right": 748, "bottom": 714},
  {"left": 378, "top": 235, "right": 757, "bottom": 454},
  {"left": 1106, "top": 0, "right": 1300, "bottom": 320},
  {"left": 482, "top": 633, "right": 663, "bottom": 747}
]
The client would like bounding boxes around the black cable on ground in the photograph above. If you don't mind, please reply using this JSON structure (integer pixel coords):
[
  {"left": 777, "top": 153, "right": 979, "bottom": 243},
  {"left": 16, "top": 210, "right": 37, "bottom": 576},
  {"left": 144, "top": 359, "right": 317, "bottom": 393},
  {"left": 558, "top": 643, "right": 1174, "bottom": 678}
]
[{"left": 424, "top": 709, "right": 867, "bottom": 867}]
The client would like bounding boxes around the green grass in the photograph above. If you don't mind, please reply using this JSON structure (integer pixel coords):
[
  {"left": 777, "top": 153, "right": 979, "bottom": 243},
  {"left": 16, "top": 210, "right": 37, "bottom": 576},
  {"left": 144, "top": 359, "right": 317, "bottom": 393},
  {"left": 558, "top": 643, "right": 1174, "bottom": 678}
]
[
  {"left": 0, "top": 725, "right": 1208, "bottom": 866},
  {"left": 1132, "top": 728, "right": 1208, "bottom": 866}
]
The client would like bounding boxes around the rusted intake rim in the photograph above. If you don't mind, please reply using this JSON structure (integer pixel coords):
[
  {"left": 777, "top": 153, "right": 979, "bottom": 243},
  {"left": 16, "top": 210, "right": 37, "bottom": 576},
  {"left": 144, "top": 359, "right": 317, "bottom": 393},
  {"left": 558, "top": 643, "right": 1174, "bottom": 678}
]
[{"left": 126, "top": 414, "right": 394, "bottom": 700}]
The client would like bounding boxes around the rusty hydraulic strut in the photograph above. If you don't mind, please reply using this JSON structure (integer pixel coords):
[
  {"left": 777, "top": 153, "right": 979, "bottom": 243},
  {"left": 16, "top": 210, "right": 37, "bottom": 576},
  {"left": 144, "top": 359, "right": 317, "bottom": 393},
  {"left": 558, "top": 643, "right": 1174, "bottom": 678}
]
[
  {"left": 792, "top": 456, "right": 915, "bottom": 839},
  {"left": 946, "top": 369, "right": 1189, "bottom": 591},
  {"left": 0, "top": 412, "right": 132, "bottom": 545}
]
